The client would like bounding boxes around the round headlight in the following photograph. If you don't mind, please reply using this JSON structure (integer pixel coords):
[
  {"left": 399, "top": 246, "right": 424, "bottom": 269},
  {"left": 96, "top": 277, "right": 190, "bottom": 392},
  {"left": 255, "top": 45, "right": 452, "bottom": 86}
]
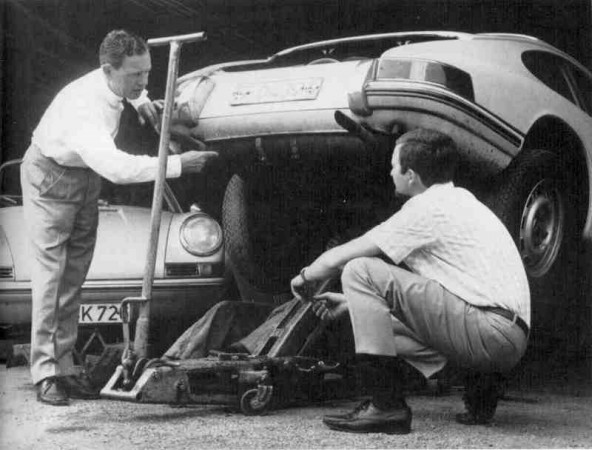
[{"left": 179, "top": 214, "right": 223, "bottom": 256}]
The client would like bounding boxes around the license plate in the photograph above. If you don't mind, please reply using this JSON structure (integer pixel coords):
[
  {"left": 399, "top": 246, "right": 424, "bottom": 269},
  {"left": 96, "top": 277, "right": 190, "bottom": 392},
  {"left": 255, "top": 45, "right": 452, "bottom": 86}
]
[
  {"left": 230, "top": 78, "right": 323, "bottom": 105},
  {"left": 79, "top": 303, "right": 126, "bottom": 324}
]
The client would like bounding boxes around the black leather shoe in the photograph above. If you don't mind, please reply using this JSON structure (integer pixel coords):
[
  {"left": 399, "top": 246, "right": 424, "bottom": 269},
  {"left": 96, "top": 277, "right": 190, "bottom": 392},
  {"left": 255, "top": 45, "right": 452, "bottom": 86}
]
[
  {"left": 37, "top": 377, "right": 69, "bottom": 406},
  {"left": 323, "top": 399, "right": 412, "bottom": 434},
  {"left": 61, "top": 374, "right": 100, "bottom": 399},
  {"left": 457, "top": 372, "right": 502, "bottom": 425}
]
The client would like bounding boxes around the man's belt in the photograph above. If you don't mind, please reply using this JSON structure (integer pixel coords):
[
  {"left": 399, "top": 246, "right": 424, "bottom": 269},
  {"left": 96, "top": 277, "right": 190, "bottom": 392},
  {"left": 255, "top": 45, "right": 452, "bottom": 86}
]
[{"left": 483, "top": 307, "right": 529, "bottom": 336}]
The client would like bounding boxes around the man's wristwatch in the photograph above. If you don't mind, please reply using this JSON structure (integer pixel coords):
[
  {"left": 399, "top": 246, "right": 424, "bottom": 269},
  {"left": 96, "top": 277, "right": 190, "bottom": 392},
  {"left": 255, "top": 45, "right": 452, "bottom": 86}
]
[{"left": 300, "top": 267, "right": 310, "bottom": 283}]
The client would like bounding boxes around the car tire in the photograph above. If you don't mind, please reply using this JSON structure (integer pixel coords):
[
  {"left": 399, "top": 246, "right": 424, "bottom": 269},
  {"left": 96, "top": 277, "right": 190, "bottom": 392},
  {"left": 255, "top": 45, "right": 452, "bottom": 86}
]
[
  {"left": 486, "top": 148, "right": 583, "bottom": 349},
  {"left": 222, "top": 171, "right": 358, "bottom": 302},
  {"left": 222, "top": 172, "right": 314, "bottom": 301}
]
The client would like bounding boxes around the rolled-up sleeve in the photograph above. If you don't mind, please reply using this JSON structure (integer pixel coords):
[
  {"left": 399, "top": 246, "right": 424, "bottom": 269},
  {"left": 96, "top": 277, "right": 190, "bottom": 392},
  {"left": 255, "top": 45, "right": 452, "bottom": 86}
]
[{"left": 365, "top": 199, "right": 435, "bottom": 263}]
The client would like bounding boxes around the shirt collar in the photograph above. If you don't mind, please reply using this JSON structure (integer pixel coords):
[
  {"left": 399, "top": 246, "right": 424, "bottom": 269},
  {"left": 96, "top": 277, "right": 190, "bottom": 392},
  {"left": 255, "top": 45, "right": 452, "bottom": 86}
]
[
  {"left": 401, "top": 181, "right": 454, "bottom": 209},
  {"left": 98, "top": 69, "right": 125, "bottom": 108},
  {"left": 414, "top": 181, "right": 455, "bottom": 201},
  {"left": 426, "top": 181, "right": 455, "bottom": 192}
]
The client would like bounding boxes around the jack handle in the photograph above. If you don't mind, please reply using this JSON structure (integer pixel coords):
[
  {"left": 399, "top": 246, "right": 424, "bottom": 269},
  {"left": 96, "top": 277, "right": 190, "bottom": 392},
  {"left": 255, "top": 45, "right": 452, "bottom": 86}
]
[
  {"left": 147, "top": 31, "right": 206, "bottom": 47},
  {"left": 132, "top": 31, "right": 207, "bottom": 361}
]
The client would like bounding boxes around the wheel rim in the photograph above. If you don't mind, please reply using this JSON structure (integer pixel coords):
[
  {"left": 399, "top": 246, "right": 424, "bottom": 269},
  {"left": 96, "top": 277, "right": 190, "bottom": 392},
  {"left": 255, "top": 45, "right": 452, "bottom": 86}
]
[{"left": 519, "top": 179, "right": 564, "bottom": 277}]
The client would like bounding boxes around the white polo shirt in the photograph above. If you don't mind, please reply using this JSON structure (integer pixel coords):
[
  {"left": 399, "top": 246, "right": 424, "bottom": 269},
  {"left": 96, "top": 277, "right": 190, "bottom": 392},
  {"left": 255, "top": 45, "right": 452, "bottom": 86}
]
[
  {"left": 366, "top": 182, "right": 530, "bottom": 325},
  {"left": 32, "top": 68, "right": 182, "bottom": 184}
]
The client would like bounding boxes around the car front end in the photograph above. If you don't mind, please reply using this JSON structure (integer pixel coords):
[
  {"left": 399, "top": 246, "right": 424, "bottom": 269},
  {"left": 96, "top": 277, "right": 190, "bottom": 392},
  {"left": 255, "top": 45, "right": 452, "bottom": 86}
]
[{"left": 0, "top": 178, "right": 228, "bottom": 359}]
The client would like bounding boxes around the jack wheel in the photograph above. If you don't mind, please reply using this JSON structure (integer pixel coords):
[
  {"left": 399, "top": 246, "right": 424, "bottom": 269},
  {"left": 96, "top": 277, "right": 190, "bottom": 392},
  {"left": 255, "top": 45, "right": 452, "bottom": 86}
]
[{"left": 240, "top": 387, "right": 272, "bottom": 415}]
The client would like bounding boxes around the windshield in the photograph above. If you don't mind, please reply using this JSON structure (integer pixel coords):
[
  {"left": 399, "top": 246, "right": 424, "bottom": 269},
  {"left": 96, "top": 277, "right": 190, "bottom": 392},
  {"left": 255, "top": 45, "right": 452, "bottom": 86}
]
[{"left": 0, "top": 160, "right": 181, "bottom": 212}]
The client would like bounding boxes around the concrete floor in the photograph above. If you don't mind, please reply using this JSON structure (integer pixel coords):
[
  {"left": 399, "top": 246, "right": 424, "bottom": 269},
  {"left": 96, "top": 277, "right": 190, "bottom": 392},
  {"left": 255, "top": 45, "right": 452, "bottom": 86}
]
[{"left": 2, "top": 364, "right": 591, "bottom": 449}]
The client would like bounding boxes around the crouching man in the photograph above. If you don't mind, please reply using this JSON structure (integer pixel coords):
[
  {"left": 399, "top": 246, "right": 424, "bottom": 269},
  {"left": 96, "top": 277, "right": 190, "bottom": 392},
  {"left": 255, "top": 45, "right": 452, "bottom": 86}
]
[{"left": 291, "top": 128, "right": 530, "bottom": 434}]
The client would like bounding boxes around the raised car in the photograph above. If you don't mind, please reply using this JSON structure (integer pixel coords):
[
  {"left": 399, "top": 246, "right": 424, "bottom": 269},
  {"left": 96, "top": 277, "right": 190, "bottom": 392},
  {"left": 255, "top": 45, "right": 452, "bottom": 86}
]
[
  {"left": 0, "top": 159, "right": 227, "bottom": 359},
  {"left": 170, "top": 31, "right": 592, "bottom": 346}
]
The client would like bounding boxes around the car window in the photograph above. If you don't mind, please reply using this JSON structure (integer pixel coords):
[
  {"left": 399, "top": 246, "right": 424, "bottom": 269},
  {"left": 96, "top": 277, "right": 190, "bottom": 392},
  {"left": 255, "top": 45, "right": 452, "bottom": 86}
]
[
  {"left": 375, "top": 57, "right": 475, "bottom": 101},
  {"left": 99, "top": 179, "right": 179, "bottom": 212},
  {"left": 522, "top": 50, "right": 576, "bottom": 104},
  {"left": 100, "top": 180, "right": 157, "bottom": 208},
  {"left": 569, "top": 65, "right": 592, "bottom": 115},
  {"left": 0, "top": 160, "right": 182, "bottom": 212},
  {"left": 0, "top": 160, "right": 23, "bottom": 207}
]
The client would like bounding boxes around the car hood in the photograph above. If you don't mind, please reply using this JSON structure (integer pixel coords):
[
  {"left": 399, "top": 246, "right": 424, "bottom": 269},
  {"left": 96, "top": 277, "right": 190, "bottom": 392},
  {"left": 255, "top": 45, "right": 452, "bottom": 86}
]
[{"left": 0, "top": 206, "right": 173, "bottom": 281}]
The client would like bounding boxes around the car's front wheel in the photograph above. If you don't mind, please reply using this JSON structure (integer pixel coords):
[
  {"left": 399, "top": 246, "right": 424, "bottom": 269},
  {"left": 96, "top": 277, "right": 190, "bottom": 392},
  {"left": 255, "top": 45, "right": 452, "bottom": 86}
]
[{"left": 221, "top": 171, "right": 326, "bottom": 303}]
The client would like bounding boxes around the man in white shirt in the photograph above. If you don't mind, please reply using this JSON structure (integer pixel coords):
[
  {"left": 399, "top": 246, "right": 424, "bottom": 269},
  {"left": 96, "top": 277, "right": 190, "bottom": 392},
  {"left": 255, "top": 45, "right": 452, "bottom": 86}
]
[
  {"left": 21, "top": 29, "right": 217, "bottom": 406},
  {"left": 291, "top": 128, "right": 530, "bottom": 434}
]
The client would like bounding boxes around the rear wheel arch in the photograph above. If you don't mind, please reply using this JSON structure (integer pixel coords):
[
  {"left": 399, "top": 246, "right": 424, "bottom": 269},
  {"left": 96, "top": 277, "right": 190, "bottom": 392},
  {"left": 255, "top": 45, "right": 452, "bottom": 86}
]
[{"left": 521, "top": 116, "right": 589, "bottom": 234}]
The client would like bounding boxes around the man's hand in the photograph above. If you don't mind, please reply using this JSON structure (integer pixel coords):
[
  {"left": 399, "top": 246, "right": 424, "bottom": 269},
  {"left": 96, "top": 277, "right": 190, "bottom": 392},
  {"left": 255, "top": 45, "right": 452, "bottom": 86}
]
[
  {"left": 137, "top": 100, "right": 164, "bottom": 132},
  {"left": 290, "top": 274, "right": 308, "bottom": 300},
  {"left": 179, "top": 151, "right": 218, "bottom": 173},
  {"left": 311, "top": 292, "right": 348, "bottom": 322}
]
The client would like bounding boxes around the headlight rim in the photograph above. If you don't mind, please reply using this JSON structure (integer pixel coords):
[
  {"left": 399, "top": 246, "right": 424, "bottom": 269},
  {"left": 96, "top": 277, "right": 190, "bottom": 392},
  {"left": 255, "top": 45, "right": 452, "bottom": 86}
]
[{"left": 179, "top": 213, "right": 223, "bottom": 257}]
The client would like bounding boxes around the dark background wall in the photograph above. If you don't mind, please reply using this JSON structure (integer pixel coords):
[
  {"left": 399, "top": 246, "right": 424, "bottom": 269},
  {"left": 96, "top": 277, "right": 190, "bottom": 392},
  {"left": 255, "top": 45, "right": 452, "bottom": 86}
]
[{"left": 1, "top": 0, "right": 591, "bottom": 165}]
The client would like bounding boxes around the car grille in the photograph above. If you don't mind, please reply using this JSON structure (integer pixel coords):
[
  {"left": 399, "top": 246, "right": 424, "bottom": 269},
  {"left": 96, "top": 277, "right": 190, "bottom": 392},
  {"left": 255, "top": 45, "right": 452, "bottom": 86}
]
[
  {"left": 0, "top": 267, "right": 14, "bottom": 279},
  {"left": 165, "top": 263, "right": 223, "bottom": 278},
  {"left": 166, "top": 263, "right": 198, "bottom": 277}
]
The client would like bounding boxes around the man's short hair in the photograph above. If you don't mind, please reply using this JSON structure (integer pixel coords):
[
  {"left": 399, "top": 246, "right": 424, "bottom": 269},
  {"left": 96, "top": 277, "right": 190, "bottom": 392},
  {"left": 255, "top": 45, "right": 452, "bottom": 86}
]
[
  {"left": 99, "top": 30, "right": 149, "bottom": 69},
  {"left": 396, "top": 128, "right": 459, "bottom": 186}
]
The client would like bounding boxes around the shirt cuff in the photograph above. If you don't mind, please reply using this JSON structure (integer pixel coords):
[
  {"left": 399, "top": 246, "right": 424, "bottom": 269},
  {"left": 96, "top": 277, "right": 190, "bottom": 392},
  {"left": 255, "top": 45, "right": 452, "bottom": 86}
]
[
  {"left": 129, "top": 90, "right": 151, "bottom": 109},
  {"left": 167, "top": 154, "right": 183, "bottom": 178}
]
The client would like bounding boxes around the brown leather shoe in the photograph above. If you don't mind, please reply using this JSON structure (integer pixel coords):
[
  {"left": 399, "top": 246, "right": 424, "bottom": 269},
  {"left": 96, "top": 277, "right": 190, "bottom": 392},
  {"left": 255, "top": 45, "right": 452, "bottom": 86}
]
[
  {"left": 37, "top": 377, "right": 69, "bottom": 406},
  {"left": 323, "top": 399, "right": 412, "bottom": 434},
  {"left": 61, "top": 374, "right": 100, "bottom": 399}
]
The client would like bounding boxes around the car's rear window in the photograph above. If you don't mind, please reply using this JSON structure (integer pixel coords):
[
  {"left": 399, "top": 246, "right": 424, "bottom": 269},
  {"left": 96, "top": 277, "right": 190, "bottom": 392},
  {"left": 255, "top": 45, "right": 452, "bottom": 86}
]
[
  {"left": 571, "top": 67, "right": 592, "bottom": 115},
  {"left": 522, "top": 50, "right": 576, "bottom": 105},
  {"left": 375, "top": 57, "right": 475, "bottom": 101}
]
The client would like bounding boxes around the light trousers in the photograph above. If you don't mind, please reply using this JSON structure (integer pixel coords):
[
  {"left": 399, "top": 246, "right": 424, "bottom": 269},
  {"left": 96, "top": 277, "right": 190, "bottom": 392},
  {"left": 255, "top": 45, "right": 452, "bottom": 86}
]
[
  {"left": 21, "top": 145, "right": 101, "bottom": 384},
  {"left": 341, "top": 257, "right": 528, "bottom": 378}
]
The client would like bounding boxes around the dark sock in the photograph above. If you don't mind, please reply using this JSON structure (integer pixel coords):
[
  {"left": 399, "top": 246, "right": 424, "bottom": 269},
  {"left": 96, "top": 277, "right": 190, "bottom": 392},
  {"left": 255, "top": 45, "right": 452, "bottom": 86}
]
[{"left": 357, "top": 354, "right": 406, "bottom": 409}]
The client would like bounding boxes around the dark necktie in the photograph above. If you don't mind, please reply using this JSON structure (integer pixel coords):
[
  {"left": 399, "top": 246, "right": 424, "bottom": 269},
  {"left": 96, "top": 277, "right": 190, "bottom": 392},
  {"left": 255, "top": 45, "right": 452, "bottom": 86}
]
[
  {"left": 115, "top": 98, "right": 158, "bottom": 156},
  {"left": 119, "top": 98, "right": 138, "bottom": 130},
  {"left": 115, "top": 98, "right": 139, "bottom": 149}
]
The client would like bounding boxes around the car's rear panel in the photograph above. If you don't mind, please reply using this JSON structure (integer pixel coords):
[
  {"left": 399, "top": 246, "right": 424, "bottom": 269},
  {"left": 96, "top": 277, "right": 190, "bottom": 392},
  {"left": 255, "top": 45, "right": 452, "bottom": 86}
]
[
  {"left": 182, "top": 60, "right": 367, "bottom": 141},
  {"left": 176, "top": 52, "right": 520, "bottom": 179}
]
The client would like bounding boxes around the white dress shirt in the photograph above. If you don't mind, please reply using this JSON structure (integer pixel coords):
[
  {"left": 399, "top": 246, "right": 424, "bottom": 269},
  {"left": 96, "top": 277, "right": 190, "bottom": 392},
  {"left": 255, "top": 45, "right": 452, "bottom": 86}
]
[
  {"left": 366, "top": 182, "right": 531, "bottom": 325},
  {"left": 32, "top": 68, "right": 182, "bottom": 184}
]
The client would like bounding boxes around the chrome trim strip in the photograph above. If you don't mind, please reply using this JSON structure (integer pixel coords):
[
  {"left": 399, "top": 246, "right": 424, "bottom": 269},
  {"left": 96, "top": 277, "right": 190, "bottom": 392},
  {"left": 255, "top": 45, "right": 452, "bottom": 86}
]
[
  {"left": 365, "top": 82, "right": 524, "bottom": 149},
  {"left": 0, "top": 277, "right": 225, "bottom": 292}
]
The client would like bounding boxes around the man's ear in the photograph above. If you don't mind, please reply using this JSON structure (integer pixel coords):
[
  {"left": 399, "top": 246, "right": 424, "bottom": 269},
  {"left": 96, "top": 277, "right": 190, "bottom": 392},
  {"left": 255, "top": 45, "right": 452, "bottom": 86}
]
[
  {"left": 102, "top": 64, "right": 113, "bottom": 77},
  {"left": 408, "top": 169, "right": 427, "bottom": 189}
]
